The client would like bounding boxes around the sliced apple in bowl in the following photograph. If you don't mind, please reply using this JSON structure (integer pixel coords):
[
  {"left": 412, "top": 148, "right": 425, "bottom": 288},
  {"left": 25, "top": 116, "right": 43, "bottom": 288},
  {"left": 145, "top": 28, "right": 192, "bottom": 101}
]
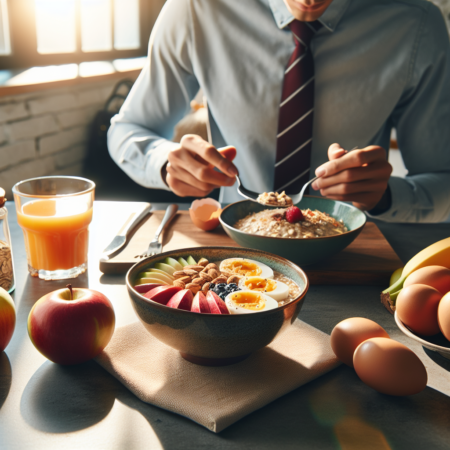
[
  {"left": 165, "top": 257, "right": 183, "bottom": 271},
  {"left": 206, "top": 291, "right": 230, "bottom": 314},
  {"left": 144, "top": 286, "right": 182, "bottom": 305},
  {"left": 166, "top": 289, "right": 194, "bottom": 311},
  {"left": 137, "top": 271, "right": 173, "bottom": 284},
  {"left": 136, "top": 277, "right": 169, "bottom": 286},
  {"left": 178, "top": 257, "right": 189, "bottom": 267},
  {"left": 191, "top": 291, "right": 210, "bottom": 313},
  {"left": 134, "top": 283, "right": 163, "bottom": 294},
  {"left": 154, "top": 262, "right": 176, "bottom": 276}
]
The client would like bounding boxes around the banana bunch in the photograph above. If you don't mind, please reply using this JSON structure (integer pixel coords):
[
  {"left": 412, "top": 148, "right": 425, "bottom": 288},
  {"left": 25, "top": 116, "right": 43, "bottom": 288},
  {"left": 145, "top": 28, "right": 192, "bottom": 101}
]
[{"left": 381, "top": 236, "right": 450, "bottom": 313}]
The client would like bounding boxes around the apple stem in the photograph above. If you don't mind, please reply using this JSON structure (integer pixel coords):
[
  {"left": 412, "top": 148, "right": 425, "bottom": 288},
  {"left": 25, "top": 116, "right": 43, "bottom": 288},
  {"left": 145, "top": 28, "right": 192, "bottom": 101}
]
[{"left": 66, "top": 284, "right": 73, "bottom": 300}]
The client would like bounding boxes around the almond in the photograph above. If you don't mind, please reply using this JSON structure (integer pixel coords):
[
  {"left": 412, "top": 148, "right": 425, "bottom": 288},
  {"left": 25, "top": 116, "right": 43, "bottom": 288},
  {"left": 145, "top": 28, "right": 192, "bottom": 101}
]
[
  {"left": 205, "top": 263, "right": 219, "bottom": 271},
  {"left": 202, "top": 282, "right": 211, "bottom": 292},
  {"left": 227, "top": 275, "right": 241, "bottom": 285},
  {"left": 192, "top": 277, "right": 204, "bottom": 285},
  {"left": 212, "top": 276, "right": 227, "bottom": 284},
  {"left": 199, "top": 272, "right": 213, "bottom": 282},
  {"left": 184, "top": 265, "right": 204, "bottom": 272},
  {"left": 173, "top": 280, "right": 186, "bottom": 288},
  {"left": 173, "top": 271, "right": 186, "bottom": 279},
  {"left": 198, "top": 258, "right": 209, "bottom": 267},
  {"left": 208, "top": 269, "right": 220, "bottom": 279},
  {"left": 184, "top": 269, "right": 199, "bottom": 277},
  {"left": 178, "top": 276, "right": 192, "bottom": 284},
  {"left": 186, "top": 283, "right": 201, "bottom": 294}
]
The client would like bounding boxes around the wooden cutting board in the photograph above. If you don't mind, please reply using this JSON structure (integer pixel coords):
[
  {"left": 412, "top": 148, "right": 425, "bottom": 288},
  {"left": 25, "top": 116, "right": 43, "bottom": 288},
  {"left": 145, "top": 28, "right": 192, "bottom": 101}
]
[{"left": 99, "top": 210, "right": 403, "bottom": 286}]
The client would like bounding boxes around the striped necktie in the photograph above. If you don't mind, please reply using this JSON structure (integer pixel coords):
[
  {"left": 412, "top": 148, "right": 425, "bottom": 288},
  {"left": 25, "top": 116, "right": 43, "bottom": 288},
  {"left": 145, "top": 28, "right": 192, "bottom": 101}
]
[{"left": 274, "top": 20, "right": 321, "bottom": 194}]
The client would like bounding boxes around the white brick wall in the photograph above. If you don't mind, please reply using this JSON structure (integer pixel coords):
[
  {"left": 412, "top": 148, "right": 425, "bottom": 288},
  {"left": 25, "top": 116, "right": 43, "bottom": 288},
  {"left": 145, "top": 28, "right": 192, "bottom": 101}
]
[
  {"left": 7, "top": 115, "right": 59, "bottom": 141},
  {"left": 0, "top": 79, "right": 125, "bottom": 197}
]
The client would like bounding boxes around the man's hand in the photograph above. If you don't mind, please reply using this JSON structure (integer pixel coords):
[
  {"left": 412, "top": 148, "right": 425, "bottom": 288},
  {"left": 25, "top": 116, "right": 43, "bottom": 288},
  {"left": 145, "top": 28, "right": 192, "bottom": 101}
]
[
  {"left": 165, "top": 135, "right": 238, "bottom": 197},
  {"left": 311, "top": 143, "right": 393, "bottom": 211}
]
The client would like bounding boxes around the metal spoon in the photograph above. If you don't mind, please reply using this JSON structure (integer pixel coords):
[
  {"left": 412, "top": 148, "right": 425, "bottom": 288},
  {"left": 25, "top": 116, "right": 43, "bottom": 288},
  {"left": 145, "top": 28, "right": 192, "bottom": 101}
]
[
  {"left": 236, "top": 174, "right": 317, "bottom": 206},
  {"left": 236, "top": 146, "right": 358, "bottom": 207}
]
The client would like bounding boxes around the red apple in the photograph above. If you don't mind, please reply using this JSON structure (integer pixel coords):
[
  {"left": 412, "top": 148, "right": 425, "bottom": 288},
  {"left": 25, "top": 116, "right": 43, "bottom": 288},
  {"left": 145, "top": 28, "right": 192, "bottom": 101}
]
[
  {"left": 28, "top": 285, "right": 115, "bottom": 365},
  {"left": 0, "top": 287, "right": 15, "bottom": 352},
  {"left": 206, "top": 291, "right": 230, "bottom": 314},
  {"left": 144, "top": 286, "right": 181, "bottom": 305},
  {"left": 166, "top": 289, "right": 194, "bottom": 310},
  {"left": 191, "top": 291, "right": 211, "bottom": 313},
  {"left": 134, "top": 283, "right": 162, "bottom": 294}
]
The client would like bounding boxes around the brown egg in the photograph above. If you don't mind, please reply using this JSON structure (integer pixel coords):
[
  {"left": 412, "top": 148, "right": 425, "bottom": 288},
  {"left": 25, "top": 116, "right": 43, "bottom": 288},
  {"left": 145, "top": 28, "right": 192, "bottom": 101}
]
[
  {"left": 438, "top": 292, "right": 450, "bottom": 341},
  {"left": 330, "top": 318, "right": 389, "bottom": 367},
  {"left": 396, "top": 284, "right": 442, "bottom": 336},
  {"left": 404, "top": 265, "right": 450, "bottom": 295},
  {"left": 353, "top": 337, "right": 427, "bottom": 396},
  {"left": 189, "top": 198, "right": 222, "bottom": 231}
]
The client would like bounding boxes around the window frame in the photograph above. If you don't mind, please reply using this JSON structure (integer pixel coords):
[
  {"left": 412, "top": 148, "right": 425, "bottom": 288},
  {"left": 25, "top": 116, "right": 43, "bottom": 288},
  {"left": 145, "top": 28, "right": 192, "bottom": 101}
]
[{"left": 0, "top": 0, "right": 162, "bottom": 70}]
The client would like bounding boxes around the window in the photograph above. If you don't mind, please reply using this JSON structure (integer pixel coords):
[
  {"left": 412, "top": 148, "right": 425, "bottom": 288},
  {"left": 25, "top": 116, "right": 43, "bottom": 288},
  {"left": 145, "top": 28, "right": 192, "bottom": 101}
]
[
  {"left": 0, "top": 0, "right": 11, "bottom": 56},
  {"left": 0, "top": 0, "right": 164, "bottom": 70}
]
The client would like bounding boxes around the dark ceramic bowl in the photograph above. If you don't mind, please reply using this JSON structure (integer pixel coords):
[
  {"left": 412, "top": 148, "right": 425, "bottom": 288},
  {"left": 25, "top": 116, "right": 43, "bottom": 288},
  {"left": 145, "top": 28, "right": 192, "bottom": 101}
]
[
  {"left": 220, "top": 196, "right": 366, "bottom": 266},
  {"left": 126, "top": 247, "right": 309, "bottom": 366}
]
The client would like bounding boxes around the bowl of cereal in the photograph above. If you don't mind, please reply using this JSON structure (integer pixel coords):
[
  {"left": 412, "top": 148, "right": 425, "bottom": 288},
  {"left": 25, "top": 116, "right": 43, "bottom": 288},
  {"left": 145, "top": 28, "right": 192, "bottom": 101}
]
[
  {"left": 127, "top": 247, "right": 309, "bottom": 366},
  {"left": 220, "top": 196, "right": 366, "bottom": 266}
]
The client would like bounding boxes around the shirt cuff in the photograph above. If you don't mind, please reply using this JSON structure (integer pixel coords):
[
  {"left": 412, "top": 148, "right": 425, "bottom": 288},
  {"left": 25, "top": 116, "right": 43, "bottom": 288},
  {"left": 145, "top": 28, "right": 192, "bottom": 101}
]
[
  {"left": 144, "top": 140, "right": 179, "bottom": 191},
  {"left": 365, "top": 176, "right": 410, "bottom": 222}
]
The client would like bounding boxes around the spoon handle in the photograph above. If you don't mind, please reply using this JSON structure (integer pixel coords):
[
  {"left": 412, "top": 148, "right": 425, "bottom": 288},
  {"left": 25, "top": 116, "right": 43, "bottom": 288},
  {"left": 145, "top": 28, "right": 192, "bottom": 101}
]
[{"left": 300, "top": 176, "right": 318, "bottom": 197}]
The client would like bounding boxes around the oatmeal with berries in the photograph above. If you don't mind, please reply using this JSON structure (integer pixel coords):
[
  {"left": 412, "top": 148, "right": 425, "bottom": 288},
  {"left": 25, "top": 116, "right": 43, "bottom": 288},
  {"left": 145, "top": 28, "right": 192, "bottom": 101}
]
[{"left": 234, "top": 206, "right": 348, "bottom": 239}]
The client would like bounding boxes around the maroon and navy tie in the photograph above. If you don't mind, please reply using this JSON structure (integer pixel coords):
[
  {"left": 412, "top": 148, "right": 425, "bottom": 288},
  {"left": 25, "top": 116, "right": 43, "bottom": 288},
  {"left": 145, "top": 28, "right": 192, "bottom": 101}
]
[{"left": 274, "top": 20, "right": 321, "bottom": 194}]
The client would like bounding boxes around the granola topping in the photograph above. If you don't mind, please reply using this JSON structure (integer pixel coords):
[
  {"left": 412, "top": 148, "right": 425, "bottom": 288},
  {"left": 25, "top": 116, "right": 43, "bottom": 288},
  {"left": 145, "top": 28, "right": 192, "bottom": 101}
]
[{"left": 257, "top": 191, "right": 293, "bottom": 207}]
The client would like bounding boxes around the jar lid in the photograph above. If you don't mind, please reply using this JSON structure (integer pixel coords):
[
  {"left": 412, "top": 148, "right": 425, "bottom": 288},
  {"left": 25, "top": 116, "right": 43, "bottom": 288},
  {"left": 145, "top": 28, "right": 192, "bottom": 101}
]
[{"left": 0, "top": 188, "right": 5, "bottom": 208}]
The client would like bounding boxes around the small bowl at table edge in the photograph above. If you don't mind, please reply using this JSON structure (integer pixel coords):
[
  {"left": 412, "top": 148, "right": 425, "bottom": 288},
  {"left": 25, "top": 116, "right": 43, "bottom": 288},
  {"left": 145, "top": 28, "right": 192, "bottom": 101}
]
[{"left": 395, "top": 312, "right": 450, "bottom": 360}]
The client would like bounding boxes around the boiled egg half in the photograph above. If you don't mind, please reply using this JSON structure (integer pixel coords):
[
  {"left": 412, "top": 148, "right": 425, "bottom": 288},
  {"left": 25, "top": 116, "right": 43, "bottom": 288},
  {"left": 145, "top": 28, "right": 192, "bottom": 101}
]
[
  {"left": 220, "top": 258, "right": 274, "bottom": 279},
  {"left": 239, "top": 277, "right": 289, "bottom": 301},
  {"left": 225, "top": 291, "right": 278, "bottom": 314}
]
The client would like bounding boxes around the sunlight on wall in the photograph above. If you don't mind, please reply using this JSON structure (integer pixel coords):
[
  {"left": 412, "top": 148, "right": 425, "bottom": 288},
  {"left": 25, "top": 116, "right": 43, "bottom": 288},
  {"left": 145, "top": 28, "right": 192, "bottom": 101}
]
[
  {"left": 5, "top": 64, "right": 78, "bottom": 85},
  {"left": 113, "top": 56, "right": 145, "bottom": 72},
  {"left": 79, "top": 60, "right": 114, "bottom": 76}
]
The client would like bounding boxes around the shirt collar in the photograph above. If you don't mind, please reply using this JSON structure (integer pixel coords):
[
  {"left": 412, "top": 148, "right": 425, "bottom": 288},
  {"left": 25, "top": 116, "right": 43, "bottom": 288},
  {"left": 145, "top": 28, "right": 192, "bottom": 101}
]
[{"left": 268, "top": 0, "right": 352, "bottom": 32}]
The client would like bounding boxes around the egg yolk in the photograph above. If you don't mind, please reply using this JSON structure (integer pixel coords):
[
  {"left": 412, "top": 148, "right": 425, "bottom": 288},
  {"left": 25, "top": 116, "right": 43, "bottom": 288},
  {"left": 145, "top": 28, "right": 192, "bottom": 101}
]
[
  {"left": 223, "top": 260, "right": 262, "bottom": 277},
  {"left": 244, "top": 277, "right": 277, "bottom": 293},
  {"left": 230, "top": 291, "right": 266, "bottom": 310}
]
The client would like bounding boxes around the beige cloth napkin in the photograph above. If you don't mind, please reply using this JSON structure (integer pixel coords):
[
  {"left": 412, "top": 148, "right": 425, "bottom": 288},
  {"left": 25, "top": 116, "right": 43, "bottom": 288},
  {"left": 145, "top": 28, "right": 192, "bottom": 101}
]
[{"left": 95, "top": 320, "right": 340, "bottom": 433}]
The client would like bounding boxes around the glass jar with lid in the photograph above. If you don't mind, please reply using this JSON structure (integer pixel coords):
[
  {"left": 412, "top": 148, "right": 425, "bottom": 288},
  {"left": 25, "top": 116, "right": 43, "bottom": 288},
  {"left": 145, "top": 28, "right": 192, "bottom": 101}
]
[{"left": 0, "top": 188, "right": 15, "bottom": 294}]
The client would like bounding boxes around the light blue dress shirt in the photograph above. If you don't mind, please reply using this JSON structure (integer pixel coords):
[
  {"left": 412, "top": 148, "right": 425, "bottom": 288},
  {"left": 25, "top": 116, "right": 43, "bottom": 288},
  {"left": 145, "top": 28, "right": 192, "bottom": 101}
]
[{"left": 108, "top": 0, "right": 450, "bottom": 223}]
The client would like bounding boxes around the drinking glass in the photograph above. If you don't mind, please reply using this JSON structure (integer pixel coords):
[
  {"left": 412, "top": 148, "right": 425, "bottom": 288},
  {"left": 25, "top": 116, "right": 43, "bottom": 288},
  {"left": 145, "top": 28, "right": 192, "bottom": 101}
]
[{"left": 13, "top": 176, "right": 95, "bottom": 280}]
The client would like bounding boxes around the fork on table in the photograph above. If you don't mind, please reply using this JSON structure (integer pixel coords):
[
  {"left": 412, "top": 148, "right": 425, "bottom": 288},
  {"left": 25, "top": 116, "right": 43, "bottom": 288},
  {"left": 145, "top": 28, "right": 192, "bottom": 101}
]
[{"left": 135, "top": 204, "right": 178, "bottom": 258}]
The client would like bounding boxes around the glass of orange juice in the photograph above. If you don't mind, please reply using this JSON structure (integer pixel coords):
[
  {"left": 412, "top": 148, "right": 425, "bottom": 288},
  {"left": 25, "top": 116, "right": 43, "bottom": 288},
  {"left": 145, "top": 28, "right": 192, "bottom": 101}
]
[{"left": 13, "top": 176, "right": 95, "bottom": 280}]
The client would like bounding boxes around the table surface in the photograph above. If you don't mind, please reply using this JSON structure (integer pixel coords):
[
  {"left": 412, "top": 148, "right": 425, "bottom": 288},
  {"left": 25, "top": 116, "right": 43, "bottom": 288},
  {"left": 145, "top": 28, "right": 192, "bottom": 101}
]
[{"left": 1, "top": 201, "right": 450, "bottom": 450}]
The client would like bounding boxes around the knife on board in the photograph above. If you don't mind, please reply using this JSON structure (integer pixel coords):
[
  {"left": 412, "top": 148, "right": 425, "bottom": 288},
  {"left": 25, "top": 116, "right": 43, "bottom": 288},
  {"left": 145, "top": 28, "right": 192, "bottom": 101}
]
[{"left": 99, "top": 203, "right": 152, "bottom": 262}]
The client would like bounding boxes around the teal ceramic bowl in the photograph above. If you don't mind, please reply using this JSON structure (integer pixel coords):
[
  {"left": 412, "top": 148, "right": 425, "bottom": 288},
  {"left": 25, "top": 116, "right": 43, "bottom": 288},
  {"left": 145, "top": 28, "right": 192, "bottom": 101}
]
[
  {"left": 220, "top": 196, "right": 366, "bottom": 266},
  {"left": 127, "top": 247, "right": 309, "bottom": 366}
]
